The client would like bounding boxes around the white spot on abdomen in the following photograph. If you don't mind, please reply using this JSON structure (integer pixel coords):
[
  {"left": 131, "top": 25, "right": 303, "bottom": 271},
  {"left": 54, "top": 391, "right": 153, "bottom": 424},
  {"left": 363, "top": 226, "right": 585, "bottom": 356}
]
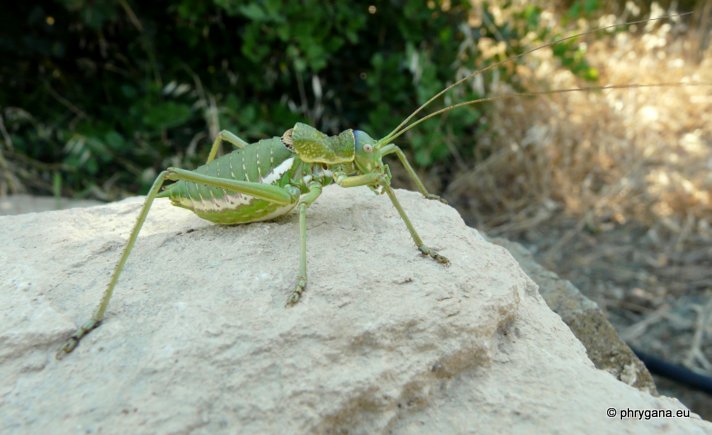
[
  {"left": 261, "top": 157, "right": 294, "bottom": 185},
  {"left": 178, "top": 156, "right": 294, "bottom": 212}
]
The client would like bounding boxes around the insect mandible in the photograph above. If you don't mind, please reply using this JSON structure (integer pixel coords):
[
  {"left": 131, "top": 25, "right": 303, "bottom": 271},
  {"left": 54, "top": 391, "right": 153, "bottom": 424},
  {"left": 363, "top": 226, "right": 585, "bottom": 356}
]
[{"left": 56, "top": 12, "right": 707, "bottom": 359}]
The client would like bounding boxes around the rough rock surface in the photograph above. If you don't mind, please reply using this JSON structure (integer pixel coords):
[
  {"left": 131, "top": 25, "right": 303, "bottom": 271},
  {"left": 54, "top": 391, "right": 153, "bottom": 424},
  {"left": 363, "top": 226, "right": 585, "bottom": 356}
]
[
  {"left": 489, "top": 237, "right": 657, "bottom": 394},
  {"left": 0, "top": 194, "right": 101, "bottom": 216},
  {"left": 1, "top": 186, "right": 709, "bottom": 434}
]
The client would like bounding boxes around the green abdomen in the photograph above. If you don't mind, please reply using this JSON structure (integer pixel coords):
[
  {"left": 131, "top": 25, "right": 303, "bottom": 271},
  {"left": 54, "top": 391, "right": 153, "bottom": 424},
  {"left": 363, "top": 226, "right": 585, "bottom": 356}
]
[{"left": 159, "top": 137, "right": 297, "bottom": 224}]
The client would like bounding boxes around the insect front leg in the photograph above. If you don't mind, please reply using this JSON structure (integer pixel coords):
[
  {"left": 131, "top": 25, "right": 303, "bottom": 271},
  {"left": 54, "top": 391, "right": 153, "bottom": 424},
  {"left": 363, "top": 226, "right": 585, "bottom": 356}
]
[
  {"left": 57, "top": 167, "right": 299, "bottom": 359},
  {"left": 286, "top": 181, "right": 323, "bottom": 307},
  {"left": 382, "top": 183, "right": 450, "bottom": 266},
  {"left": 379, "top": 144, "right": 447, "bottom": 204},
  {"left": 205, "top": 130, "right": 250, "bottom": 164},
  {"left": 334, "top": 171, "right": 449, "bottom": 266}
]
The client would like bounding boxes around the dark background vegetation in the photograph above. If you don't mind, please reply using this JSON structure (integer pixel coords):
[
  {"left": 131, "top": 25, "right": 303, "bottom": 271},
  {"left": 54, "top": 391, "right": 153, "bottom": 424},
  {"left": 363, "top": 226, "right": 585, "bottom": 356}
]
[{"left": 0, "top": 0, "right": 606, "bottom": 199}]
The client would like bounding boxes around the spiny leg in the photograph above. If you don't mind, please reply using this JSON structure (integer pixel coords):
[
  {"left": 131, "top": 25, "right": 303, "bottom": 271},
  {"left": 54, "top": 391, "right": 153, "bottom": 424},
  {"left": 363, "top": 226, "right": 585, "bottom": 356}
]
[
  {"left": 205, "top": 130, "right": 250, "bottom": 164},
  {"left": 57, "top": 167, "right": 299, "bottom": 359},
  {"left": 333, "top": 171, "right": 449, "bottom": 266},
  {"left": 382, "top": 183, "right": 449, "bottom": 265},
  {"left": 57, "top": 170, "right": 170, "bottom": 359},
  {"left": 380, "top": 144, "right": 447, "bottom": 204},
  {"left": 286, "top": 182, "right": 323, "bottom": 306},
  {"left": 286, "top": 203, "right": 309, "bottom": 306}
]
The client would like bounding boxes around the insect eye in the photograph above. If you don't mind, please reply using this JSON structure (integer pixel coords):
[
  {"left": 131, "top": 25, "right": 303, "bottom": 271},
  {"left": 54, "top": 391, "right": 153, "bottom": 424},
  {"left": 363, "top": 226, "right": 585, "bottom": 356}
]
[
  {"left": 363, "top": 143, "right": 373, "bottom": 153},
  {"left": 281, "top": 128, "right": 294, "bottom": 151}
]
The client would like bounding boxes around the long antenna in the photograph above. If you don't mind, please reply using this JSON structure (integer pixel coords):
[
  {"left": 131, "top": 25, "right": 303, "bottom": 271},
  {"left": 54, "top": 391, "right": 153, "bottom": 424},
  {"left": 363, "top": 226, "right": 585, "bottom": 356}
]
[
  {"left": 383, "top": 83, "right": 711, "bottom": 144},
  {"left": 378, "top": 11, "right": 694, "bottom": 146}
]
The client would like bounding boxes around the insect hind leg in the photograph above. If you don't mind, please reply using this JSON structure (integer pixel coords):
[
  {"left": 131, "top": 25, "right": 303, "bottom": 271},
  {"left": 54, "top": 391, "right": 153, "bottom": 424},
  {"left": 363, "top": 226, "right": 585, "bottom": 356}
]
[
  {"left": 57, "top": 167, "right": 300, "bottom": 359},
  {"left": 57, "top": 169, "right": 172, "bottom": 359},
  {"left": 205, "top": 130, "right": 250, "bottom": 164}
]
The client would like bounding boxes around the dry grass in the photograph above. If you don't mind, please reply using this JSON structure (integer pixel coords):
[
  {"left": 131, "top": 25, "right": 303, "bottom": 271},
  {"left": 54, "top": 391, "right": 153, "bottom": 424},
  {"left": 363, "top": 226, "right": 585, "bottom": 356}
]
[
  {"left": 446, "top": 11, "right": 712, "bottom": 413},
  {"left": 451, "top": 22, "right": 712, "bottom": 234}
]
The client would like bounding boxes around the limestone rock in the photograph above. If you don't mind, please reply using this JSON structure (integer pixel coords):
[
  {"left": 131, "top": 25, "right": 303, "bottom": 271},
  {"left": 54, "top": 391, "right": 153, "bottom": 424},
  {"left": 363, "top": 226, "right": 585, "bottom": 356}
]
[
  {"left": 489, "top": 237, "right": 657, "bottom": 394},
  {"left": 0, "top": 194, "right": 101, "bottom": 216},
  {"left": 1, "top": 186, "right": 709, "bottom": 434}
]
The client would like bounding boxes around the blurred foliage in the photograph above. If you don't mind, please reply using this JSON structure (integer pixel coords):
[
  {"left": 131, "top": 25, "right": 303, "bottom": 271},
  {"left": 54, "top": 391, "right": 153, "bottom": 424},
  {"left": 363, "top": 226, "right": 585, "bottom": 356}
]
[
  {"left": 561, "top": 0, "right": 701, "bottom": 17},
  {"left": 1, "top": 0, "right": 607, "bottom": 199}
]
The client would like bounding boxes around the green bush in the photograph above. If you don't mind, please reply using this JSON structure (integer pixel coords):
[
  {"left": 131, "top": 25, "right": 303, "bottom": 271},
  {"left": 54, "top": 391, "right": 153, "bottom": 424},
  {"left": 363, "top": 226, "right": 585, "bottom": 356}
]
[{"left": 0, "top": 0, "right": 599, "bottom": 199}]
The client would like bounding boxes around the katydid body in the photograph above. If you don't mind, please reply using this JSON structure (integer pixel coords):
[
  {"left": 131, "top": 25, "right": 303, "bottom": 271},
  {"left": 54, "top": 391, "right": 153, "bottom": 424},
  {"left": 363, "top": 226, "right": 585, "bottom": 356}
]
[{"left": 57, "top": 123, "right": 447, "bottom": 358}]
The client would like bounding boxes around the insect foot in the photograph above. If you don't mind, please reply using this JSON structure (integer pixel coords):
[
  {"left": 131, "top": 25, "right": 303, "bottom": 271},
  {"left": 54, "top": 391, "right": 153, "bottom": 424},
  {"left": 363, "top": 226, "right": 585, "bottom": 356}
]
[
  {"left": 286, "top": 275, "right": 308, "bottom": 307},
  {"left": 424, "top": 193, "right": 448, "bottom": 205},
  {"left": 419, "top": 245, "right": 450, "bottom": 266},
  {"left": 55, "top": 319, "right": 102, "bottom": 360}
]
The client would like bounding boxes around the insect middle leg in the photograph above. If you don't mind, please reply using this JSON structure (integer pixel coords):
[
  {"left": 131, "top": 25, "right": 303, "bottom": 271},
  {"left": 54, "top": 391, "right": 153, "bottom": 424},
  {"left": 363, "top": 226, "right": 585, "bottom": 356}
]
[
  {"left": 286, "top": 181, "right": 322, "bottom": 306},
  {"left": 57, "top": 167, "right": 299, "bottom": 359}
]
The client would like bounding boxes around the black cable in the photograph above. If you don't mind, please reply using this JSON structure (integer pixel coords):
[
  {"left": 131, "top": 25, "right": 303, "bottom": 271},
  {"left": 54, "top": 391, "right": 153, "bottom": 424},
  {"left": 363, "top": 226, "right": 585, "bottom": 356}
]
[{"left": 631, "top": 347, "right": 712, "bottom": 395}]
